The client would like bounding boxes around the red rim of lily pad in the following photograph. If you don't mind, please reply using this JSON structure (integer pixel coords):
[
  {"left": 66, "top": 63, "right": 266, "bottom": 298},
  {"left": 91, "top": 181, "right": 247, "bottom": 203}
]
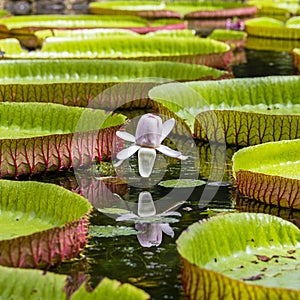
[
  {"left": 0, "top": 180, "right": 92, "bottom": 268},
  {"left": 0, "top": 102, "right": 125, "bottom": 177}
]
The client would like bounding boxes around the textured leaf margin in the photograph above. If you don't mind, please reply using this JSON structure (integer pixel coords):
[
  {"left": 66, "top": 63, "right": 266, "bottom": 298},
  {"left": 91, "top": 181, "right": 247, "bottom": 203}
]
[
  {"left": 150, "top": 76, "right": 300, "bottom": 145},
  {"left": 0, "top": 37, "right": 231, "bottom": 68},
  {"left": 0, "top": 103, "right": 126, "bottom": 177},
  {"left": 0, "top": 266, "right": 150, "bottom": 300},
  {"left": 0, "top": 15, "right": 149, "bottom": 30},
  {"left": 177, "top": 212, "right": 300, "bottom": 299},
  {"left": 0, "top": 59, "right": 230, "bottom": 108},
  {"left": 89, "top": 1, "right": 181, "bottom": 19},
  {"left": 232, "top": 139, "right": 300, "bottom": 208},
  {"left": 0, "top": 180, "right": 92, "bottom": 268},
  {"left": 195, "top": 109, "right": 300, "bottom": 146},
  {"left": 245, "top": 17, "right": 300, "bottom": 39}
]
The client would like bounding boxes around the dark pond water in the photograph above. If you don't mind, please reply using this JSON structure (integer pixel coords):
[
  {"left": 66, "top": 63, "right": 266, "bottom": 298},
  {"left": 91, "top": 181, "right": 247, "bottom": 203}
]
[{"left": 36, "top": 47, "right": 295, "bottom": 299}]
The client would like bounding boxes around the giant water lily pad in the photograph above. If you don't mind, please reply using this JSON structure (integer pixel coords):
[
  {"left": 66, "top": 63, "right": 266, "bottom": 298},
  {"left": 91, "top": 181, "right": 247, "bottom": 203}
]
[
  {"left": 0, "top": 14, "right": 185, "bottom": 35},
  {"left": 0, "top": 180, "right": 92, "bottom": 268},
  {"left": 177, "top": 212, "right": 300, "bottom": 299},
  {"left": 0, "top": 36, "right": 231, "bottom": 68},
  {"left": 0, "top": 265, "right": 149, "bottom": 299},
  {"left": 165, "top": 1, "right": 257, "bottom": 19},
  {"left": 149, "top": 76, "right": 300, "bottom": 145},
  {"left": 89, "top": 1, "right": 181, "bottom": 19},
  {"left": 0, "top": 102, "right": 126, "bottom": 177},
  {"left": 90, "top": 1, "right": 257, "bottom": 19},
  {"left": 248, "top": 0, "right": 298, "bottom": 16},
  {"left": 245, "top": 17, "right": 300, "bottom": 39},
  {"left": 0, "top": 14, "right": 152, "bottom": 30},
  {"left": 232, "top": 139, "right": 300, "bottom": 208},
  {"left": 35, "top": 28, "right": 196, "bottom": 40},
  {"left": 0, "top": 59, "right": 230, "bottom": 108},
  {"left": 208, "top": 29, "right": 247, "bottom": 49}
]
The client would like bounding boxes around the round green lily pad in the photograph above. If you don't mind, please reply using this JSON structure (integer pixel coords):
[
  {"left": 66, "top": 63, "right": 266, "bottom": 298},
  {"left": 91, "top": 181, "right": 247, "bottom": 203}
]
[
  {"left": 158, "top": 179, "right": 206, "bottom": 188},
  {"left": 0, "top": 265, "right": 150, "bottom": 300},
  {"left": 232, "top": 139, "right": 300, "bottom": 208},
  {"left": 177, "top": 212, "right": 300, "bottom": 299},
  {"left": 0, "top": 180, "right": 92, "bottom": 268},
  {"left": 0, "top": 102, "right": 125, "bottom": 177}
]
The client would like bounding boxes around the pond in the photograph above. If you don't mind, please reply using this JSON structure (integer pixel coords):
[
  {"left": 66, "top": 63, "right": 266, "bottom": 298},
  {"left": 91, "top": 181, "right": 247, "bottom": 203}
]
[{"left": 33, "top": 47, "right": 295, "bottom": 299}]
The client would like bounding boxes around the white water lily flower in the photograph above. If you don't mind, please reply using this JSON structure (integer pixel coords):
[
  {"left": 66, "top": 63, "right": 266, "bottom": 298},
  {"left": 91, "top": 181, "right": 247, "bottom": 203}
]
[{"left": 115, "top": 113, "right": 188, "bottom": 177}]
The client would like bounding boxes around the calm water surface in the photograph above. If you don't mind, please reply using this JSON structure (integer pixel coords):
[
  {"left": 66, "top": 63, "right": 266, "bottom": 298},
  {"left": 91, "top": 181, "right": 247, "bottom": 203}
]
[{"left": 46, "top": 47, "right": 295, "bottom": 299}]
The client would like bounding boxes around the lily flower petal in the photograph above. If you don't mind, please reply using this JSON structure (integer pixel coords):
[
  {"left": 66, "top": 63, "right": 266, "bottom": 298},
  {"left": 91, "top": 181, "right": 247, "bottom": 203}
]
[
  {"left": 116, "top": 144, "right": 140, "bottom": 160},
  {"left": 138, "top": 147, "right": 156, "bottom": 178},
  {"left": 135, "top": 113, "right": 162, "bottom": 148},
  {"left": 116, "top": 131, "right": 136, "bottom": 143},
  {"left": 160, "top": 223, "right": 175, "bottom": 238},
  {"left": 159, "top": 211, "right": 182, "bottom": 217},
  {"left": 160, "top": 118, "right": 175, "bottom": 143},
  {"left": 138, "top": 191, "right": 156, "bottom": 217},
  {"left": 116, "top": 213, "right": 137, "bottom": 221},
  {"left": 156, "top": 144, "right": 182, "bottom": 158}
]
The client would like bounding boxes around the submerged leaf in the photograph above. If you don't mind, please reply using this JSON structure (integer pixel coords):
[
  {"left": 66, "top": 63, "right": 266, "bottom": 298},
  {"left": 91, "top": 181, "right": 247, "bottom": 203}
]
[
  {"left": 158, "top": 179, "right": 206, "bottom": 188},
  {"left": 89, "top": 225, "right": 139, "bottom": 237}
]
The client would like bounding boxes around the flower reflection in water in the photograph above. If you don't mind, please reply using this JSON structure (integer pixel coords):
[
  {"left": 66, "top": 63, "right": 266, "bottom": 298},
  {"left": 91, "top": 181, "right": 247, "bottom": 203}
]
[
  {"left": 116, "top": 191, "right": 182, "bottom": 247},
  {"left": 114, "top": 113, "right": 187, "bottom": 178}
]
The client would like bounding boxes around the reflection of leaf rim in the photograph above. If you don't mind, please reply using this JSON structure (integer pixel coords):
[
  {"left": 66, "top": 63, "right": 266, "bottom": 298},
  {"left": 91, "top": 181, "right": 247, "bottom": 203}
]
[
  {"left": 177, "top": 212, "right": 300, "bottom": 299},
  {"left": 0, "top": 180, "right": 92, "bottom": 268}
]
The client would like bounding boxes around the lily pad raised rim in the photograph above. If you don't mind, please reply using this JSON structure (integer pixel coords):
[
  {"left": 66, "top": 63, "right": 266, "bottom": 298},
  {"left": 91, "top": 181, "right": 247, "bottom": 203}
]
[
  {"left": 0, "top": 180, "right": 92, "bottom": 268},
  {"left": 0, "top": 36, "right": 231, "bottom": 69},
  {"left": 232, "top": 139, "right": 300, "bottom": 208},
  {"left": 89, "top": 1, "right": 181, "bottom": 19},
  {"left": 0, "top": 102, "right": 126, "bottom": 177},
  {"left": 149, "top": 76, "right": 300, "bottom": 145},
  {"left": 0, "top": 265, "right": 150, "bottom": 299},
  {"left": 0, "top": 14, "right": 186, "bottom": 34},
  {"left": 245, "top": 17, "right": 300, "bottom": 39},
  {"left": 177, "top": 212, "right": 300, "bottom": 299}
]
